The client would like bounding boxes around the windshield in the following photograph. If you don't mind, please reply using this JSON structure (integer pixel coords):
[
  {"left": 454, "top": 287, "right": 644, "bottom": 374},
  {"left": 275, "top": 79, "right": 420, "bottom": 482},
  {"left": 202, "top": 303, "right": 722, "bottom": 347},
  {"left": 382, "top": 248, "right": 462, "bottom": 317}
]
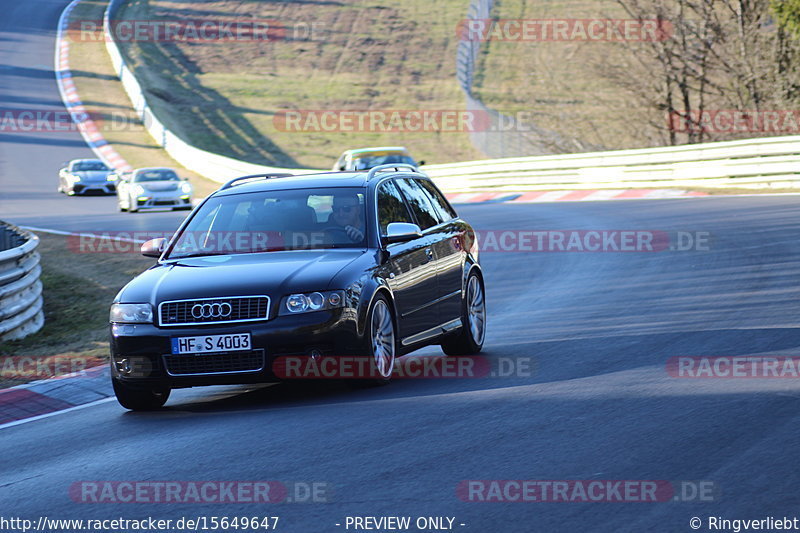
[
  {"left": 353, "top": 154, "right": 415, "bottom": 170},
  {"left": 166, "top": 187, "right": 367, "bottom": 259},
  {"left": 72, "top": 161, "right": 109, "bottom": 172},
  {"left": 135, "top": 169, "right": 179, "bottom": 182}
]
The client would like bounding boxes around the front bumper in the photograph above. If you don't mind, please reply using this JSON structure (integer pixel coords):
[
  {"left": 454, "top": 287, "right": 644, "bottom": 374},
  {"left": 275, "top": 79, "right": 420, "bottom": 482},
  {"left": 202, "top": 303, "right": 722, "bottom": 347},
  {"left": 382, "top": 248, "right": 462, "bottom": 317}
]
[
  {"left": 135, "top": 190, "right": 191, "bottom": 209},
  {"left": 110, "top": 308, "right": 362, "bottom": 389},
  {"left": 73, "top": 182, "right": 116, "bottom": 195}
]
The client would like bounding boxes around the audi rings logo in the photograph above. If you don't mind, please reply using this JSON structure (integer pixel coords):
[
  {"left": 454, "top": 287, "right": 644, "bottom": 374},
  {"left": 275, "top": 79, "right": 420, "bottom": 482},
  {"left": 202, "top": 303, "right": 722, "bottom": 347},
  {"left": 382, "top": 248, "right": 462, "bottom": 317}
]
[{"left": 191, "top": 302, "right": 233, "bottom": 319}]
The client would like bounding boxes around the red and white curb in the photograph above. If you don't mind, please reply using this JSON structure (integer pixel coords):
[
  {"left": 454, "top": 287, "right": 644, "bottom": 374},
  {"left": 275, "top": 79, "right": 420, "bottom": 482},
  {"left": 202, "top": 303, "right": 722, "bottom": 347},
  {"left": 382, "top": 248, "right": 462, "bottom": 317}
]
[
  {"left": 445, "top": 189, "right": 708, "bottom": 204},
  {"left": 0, "top": 365, "right": 111, "bottom": 428},
  {"left": 55, "top": 0, "right": 131, "bottom": 173}
]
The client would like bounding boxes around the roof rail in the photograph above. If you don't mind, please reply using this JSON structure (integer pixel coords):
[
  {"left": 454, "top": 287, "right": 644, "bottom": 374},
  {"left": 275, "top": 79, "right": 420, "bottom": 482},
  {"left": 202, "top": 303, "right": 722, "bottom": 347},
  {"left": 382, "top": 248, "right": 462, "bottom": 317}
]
[
  {"left": 220, "top": 173, "right": 294, "bottom": 190},
  {"left": 365, "top": 164, "right": 421, "bottom": 181}
]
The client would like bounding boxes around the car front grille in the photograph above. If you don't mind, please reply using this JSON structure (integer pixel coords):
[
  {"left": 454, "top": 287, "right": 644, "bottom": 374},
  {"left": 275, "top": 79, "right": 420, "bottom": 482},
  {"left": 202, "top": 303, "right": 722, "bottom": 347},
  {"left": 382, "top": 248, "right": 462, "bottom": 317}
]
[
  {"left": 163, "top": 350, "right": 265, "bottom": 376},
  {"left": 159, "top": 296, "right": 270, "bottom": 326}
]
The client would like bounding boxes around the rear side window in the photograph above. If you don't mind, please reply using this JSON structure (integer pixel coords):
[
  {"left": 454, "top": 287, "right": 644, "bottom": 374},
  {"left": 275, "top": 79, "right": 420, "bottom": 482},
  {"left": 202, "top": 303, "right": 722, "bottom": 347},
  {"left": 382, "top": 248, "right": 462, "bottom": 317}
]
[
  {"left": 395, "top": 178, "right": 440, "bottom": 230},
  {"left": 416, "top": 179, "right": 457, "bottom": 221},
  {"left": 377, "top": 180, "right": 415, "bottom": 235}
]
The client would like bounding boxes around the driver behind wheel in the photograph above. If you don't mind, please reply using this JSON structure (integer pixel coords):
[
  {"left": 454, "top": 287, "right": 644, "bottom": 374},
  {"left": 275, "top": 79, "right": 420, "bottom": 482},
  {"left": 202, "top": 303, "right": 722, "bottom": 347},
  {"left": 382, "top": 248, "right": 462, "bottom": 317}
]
[{"left": 327, "top": 193, "right": 365, "bottom": 244}]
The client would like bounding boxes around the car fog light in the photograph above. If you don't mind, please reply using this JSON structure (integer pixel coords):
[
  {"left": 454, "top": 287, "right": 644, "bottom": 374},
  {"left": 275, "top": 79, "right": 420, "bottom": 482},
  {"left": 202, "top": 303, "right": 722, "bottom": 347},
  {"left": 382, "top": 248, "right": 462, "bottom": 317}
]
[{"left": 115, "top": 358, "right": 132, "bottom": 374}]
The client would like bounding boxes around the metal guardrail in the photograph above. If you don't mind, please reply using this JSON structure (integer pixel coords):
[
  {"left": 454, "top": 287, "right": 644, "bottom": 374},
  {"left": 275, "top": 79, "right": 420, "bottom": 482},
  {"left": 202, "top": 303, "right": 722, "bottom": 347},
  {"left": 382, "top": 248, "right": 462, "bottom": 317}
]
[
  {"left": 0, "top": 223, "right": 44, "bottom": 342},
  {"left": 423, "top": 135, "right": 800, "bottom": 192}
]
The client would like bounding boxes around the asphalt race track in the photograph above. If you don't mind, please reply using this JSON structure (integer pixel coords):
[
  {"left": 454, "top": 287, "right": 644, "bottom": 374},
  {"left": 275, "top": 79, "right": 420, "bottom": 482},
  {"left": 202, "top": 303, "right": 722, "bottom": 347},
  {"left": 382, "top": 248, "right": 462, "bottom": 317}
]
[{"left": 2, "top": 1, "right": 800, "bottom": 532}]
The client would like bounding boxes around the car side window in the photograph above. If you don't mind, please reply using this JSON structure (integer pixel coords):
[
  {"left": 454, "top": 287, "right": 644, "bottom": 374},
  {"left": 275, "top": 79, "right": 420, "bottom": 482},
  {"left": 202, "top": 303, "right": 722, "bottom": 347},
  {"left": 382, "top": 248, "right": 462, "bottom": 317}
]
[
  {"left": 377, "top": 180, "right": 415, "bottom": 235},
  {"left": 417, "top": 179, "right": 457, "bottom": 221},
  {"left": 395, "top": 178, "right": 440, "bottom": 230}
]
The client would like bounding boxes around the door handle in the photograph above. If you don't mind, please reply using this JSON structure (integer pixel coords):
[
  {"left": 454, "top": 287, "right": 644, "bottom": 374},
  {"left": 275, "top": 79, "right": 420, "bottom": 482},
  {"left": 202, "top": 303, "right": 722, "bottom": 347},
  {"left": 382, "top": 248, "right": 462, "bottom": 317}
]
[{"left": 425, "top": 248, "right": 434, "bottom": 260}]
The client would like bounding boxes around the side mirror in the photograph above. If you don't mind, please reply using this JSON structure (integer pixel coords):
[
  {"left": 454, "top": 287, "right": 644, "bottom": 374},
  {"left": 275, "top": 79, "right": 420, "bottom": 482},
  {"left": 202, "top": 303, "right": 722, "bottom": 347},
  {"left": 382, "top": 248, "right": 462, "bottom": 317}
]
[
  {"left": 59, "top": 167, "right": 67, "bottom": 174},
  {"left": 141, "top": 238, "right": 166, "bottom": 258},
  {"left": 417, "top": 160, "right": 425, "bottom": 166},
  {"left": 383, "top": 222, "right": 422, "bottom": 245}
]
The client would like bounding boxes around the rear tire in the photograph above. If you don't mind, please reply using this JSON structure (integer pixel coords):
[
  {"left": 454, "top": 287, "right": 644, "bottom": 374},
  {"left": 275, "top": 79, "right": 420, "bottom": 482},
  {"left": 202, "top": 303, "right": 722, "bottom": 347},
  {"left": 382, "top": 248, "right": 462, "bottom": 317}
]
[
  {"left": 441, "top": 272, "right": 486, "bottom": 356},
  {"left": 112, "top": 377, "right": 170, "bottom": 411}
]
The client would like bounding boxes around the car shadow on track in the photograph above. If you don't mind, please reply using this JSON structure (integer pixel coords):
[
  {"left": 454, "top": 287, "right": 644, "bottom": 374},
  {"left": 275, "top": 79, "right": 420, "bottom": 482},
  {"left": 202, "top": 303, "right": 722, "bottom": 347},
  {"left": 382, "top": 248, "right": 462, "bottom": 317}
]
[{"left": 121, "top": 324, "right": 800, "bottom": 419}]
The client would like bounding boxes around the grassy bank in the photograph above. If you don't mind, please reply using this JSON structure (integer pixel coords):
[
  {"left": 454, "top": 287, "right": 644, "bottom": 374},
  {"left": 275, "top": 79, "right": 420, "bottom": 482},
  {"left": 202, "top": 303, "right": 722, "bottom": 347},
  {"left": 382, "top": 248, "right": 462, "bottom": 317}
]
[
  {"left": 0, "top": 233, "right": 153, "bottom": 386},
  {"left": 111, "top": 0, "right": 483, "bottom": 169}
]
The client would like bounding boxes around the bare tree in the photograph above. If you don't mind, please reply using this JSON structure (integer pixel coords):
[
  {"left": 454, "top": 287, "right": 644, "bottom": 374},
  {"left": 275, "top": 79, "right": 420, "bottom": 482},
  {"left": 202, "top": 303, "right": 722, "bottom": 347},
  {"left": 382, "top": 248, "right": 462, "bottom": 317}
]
[{"left": 599, "top": 0, "right": 800, "bottom": 145}]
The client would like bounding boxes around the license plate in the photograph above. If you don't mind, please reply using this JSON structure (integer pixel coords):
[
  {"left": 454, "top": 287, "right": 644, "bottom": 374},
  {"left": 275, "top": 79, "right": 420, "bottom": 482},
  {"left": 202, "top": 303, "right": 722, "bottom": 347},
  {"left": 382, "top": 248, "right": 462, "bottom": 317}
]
[{"left": 171, "top": 333, "right": 252, "bottom": 354}]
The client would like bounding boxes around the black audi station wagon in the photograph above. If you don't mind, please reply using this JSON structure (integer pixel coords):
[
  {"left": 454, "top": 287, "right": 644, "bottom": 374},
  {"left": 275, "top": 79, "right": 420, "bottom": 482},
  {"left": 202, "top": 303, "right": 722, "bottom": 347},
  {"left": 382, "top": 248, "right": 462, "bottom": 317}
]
[{"left": 109, "top": 164, "right": 486, "bottom": 410}]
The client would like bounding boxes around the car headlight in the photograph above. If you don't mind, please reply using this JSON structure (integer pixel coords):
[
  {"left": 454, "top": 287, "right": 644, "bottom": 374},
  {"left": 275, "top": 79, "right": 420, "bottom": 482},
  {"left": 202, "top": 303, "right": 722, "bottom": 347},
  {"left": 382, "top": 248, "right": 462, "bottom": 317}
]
[
  {"left": 180, "top": 182, "right": 192, "bottom": 194},
  {"left": 110, "top": 303, "right": 153, "bottom": 324},
  {"left": 279, "top": 291, "right": 345, "bottom": 315},
  {"left": 132, "top": 185, "right": 146, "bottom": 196},
  {"left": 67, "top": 174, "right": 81, "bottom": 183},
  {"left": 106, "top": 174, "right": 117, "bottom": 181}
]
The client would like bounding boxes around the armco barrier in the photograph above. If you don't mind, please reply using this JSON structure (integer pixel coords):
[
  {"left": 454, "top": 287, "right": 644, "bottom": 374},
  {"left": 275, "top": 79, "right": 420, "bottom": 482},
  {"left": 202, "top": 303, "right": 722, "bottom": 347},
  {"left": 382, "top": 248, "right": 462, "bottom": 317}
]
[
  {"left": 94, "top": 1, "right": 800, "bottom": 193},
  {"left": 423, "top": 135, "right": 800, "bottom": 192},
  {"left": 0, "top": 223, "right": 44, "bottom": 342}
]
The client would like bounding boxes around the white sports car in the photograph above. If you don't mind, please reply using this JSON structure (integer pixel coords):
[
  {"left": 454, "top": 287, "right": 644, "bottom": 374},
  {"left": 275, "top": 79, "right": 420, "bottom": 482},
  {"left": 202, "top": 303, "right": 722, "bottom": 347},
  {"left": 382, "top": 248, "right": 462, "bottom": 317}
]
[{"left": 116, "top": 167, "right": 193, "bottom": 213}]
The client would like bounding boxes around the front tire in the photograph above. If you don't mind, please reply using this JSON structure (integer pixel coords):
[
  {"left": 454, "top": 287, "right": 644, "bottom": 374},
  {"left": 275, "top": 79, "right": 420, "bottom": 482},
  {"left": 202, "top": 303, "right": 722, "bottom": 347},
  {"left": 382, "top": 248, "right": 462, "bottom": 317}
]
[
  {"left": 350, "top": 294, "right": 397, "bottom": 387},
  {"left": 112, "top": 377, "right": 170, "bottom": 411},
  {"left": 441, "top": 272, "right": 486, "bottom": 356}
]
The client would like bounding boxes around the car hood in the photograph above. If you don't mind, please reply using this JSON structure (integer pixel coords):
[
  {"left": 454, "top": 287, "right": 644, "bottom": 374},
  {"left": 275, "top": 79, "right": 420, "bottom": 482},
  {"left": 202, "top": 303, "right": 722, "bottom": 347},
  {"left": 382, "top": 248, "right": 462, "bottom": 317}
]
[
  {"left": 138, "top": 180, "right": 180, "bottom": 192},
  {"left": 118, "top": 249, "right": 367, "bottom": 306},
  {"left": 74, "top": 170, "right": 110, "bottom": 182}
]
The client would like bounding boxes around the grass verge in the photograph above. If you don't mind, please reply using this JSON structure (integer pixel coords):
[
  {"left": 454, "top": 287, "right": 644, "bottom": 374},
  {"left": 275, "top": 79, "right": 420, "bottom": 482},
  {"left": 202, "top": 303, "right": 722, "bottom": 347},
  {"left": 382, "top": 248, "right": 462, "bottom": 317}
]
[
  {"left": 109, "top": 0, "right": 483, "bottom": 169},
  {"left": 0, "top": 233, "right": 153, "bottom": 388}
]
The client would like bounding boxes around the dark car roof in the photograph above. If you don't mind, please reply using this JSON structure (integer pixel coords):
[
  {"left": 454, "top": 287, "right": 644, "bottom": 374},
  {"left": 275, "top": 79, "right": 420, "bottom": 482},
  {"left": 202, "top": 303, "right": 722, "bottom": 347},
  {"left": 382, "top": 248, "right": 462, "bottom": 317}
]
[{"left": 213, "top": 171, "right": 399, "bottom": 197}]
